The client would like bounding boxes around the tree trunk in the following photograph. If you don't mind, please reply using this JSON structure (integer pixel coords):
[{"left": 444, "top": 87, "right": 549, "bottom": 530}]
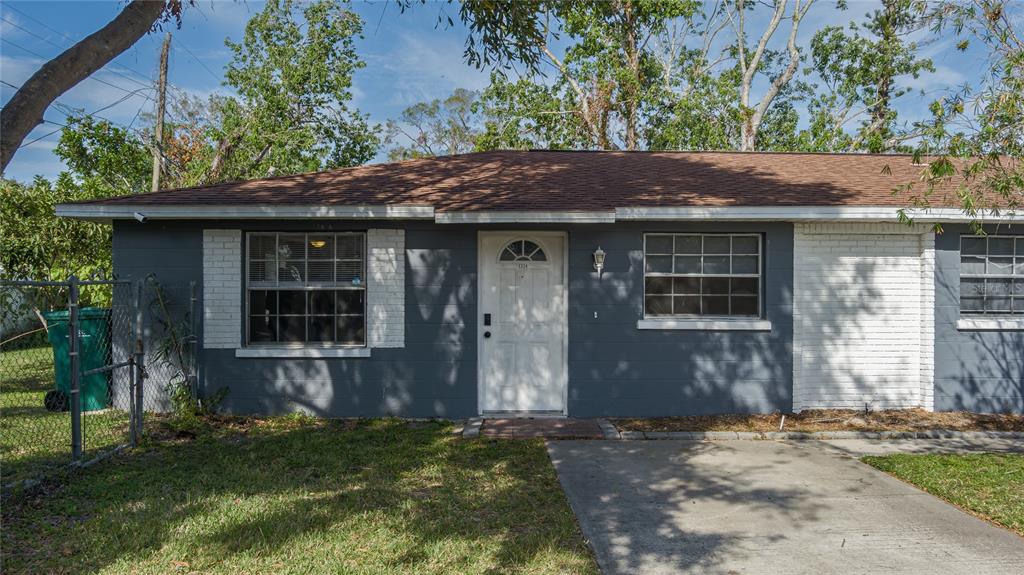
[
  {"left": 867, "top": 0, "right": 898, "bottom": 151},
  {"left": 621, "top": 0, "right": 639, "bottom": 151},
  {"left": 0, "top": 0, "right": 167, "bottom": 172}
]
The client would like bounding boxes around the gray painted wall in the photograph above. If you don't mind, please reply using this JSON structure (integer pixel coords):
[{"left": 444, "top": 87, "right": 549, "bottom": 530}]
[
  {"left": 934, "top": 225, "right": 1024, "bottom": 413},
  {"left": 113, "top": 220, "right": 795, "bottom": 418},
  {"left": 114, "top": 220, "right": 478, "bottom": 418},
  {"left": 566, "top": 223, "right": 794, "bottom": 416}
]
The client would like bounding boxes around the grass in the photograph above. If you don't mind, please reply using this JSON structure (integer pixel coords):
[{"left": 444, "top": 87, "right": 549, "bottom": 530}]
[
  {"left": 614, "top": 408, "right": 1024, "bottom": 433},
  {"left": 863, "top": 453, "right": 1024, "bottom": 536},
  {"left": 1, "top": 417, "right": 598, "bottom": 575},
  {"left": 1, "top": 344, "right": 130, "bottom": 485}
]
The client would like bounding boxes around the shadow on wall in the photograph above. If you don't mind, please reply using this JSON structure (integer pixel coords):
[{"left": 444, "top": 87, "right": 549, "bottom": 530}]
[
  {"left": 382, "top": 244, "right": 475, "bottom": 415},
  {"left": 950, "top": 331, "right": 1024, "bottom": 413},
  {"left": 569, "top": 227, "right": 795, "bottom": 416},
  {"left": 234, "top": 239, "right": 477, "bottom": 418},
  {"left": 934, "top": 227, "right": 1024, "bottom": 414},
  {"left": 795, "top": 255, "right": 907, "bottom": 410}
]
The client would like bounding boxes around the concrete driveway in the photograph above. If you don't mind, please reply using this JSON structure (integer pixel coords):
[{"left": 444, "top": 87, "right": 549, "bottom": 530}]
[{"left": 547, "top": 440, "right": 1024, "bottom": 575}]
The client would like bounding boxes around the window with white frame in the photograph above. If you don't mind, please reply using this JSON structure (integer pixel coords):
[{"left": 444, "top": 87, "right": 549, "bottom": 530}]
[
  {"left": 960, "top": 235, "right": 1024, "bottom": 315},
  {"left": 246, "top": 232, "right": 366, "bottom": 345},
  {"left": 643, "top": 233, "right": 762, "bottom": 318}
]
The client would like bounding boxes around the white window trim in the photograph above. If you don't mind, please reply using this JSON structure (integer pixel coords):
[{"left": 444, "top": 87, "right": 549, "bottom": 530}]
[
  {"left": 637, "top": 318, "right": 773, "bottom": 331},
  {"left": 244, "top": 231, "right": 368, "bottom": 349},
  {"left": 235, "top": 347, "right": 371, "bottom": 358},
  {"left": 958, "top": 234, "right": 1024, "bottom": 318},
  {"left": 642, "top": 232, "right": 764, "bottom": 322},
  {"left": 956, "top": 318, "right": 1024, "bottom": 331}
]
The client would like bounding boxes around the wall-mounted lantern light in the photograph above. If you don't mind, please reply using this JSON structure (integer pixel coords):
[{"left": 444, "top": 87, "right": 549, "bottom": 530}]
[{"left": 593, "top": 246, "right": 606, "bottom": 275}]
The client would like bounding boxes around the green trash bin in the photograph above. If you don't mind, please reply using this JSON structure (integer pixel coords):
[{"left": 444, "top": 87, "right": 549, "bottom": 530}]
[{"left": 42, "top": 308, "right": 112, "bottom": 412}]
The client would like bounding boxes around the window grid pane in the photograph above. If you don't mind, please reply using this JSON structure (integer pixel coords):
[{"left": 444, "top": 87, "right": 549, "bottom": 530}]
[
  {"left": 959, "top": 235, "right": 1024, "bottom": 316},
  {"left": 644, "top": 234, "right": 761, "bottom": 318},
  {"left": 246, "top": 232, "right": 367, "bottom": 345}
]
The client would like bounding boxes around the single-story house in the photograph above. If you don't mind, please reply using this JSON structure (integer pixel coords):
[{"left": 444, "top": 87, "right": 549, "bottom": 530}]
[{"left": 56, "top": 150, "right": 1024, "bottom": 417}]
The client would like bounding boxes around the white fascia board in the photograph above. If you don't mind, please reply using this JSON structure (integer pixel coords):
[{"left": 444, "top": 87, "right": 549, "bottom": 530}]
[
  {"left": 615, "top": 206, "right": 1024, "bottom": 223},
  {"left": 434, "top": 211, "right": 616, "bottom": 224},
  {"left": 54, "top": 204, "right": 435, "bottom": 221}
]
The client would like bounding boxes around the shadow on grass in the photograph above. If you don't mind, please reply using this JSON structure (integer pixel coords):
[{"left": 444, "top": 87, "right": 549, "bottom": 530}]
[{"left": 2, "top": 419, "right": 597, "bottom": 574}]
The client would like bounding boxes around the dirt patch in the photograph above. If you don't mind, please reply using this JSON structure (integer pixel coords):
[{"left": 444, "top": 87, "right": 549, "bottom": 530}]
[{"left": 613, "top": 409, "right": 1024, "bottom": 433}]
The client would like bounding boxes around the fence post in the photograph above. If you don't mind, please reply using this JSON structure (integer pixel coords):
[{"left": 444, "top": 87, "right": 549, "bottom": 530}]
[
  {"left": 133, "top": 279, "right": 145, "bottom": 440},
  {"left": 189, "top": 281, "right": 198, "bottom": 401},
  {"left": 68, "top": 276, "right": 82, "bottom": 462},
  {"left": 128, "top": 283, "right": 138, "bottom": 448}
]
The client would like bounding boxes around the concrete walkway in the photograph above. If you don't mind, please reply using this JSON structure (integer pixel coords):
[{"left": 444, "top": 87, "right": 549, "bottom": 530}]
[{"left": 548, "top": 440, "right": 1024, "bottom": 575}]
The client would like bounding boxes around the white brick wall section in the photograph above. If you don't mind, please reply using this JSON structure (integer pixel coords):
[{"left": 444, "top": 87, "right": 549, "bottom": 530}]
[
  {"left": 367, "top": 229, "right": 405, "bottom": 348},
  {"left": 792, "top": 223, "right": 935, "bottom": 411},
  {"left": 919, "top": 231, "right": 936, "bottom": 411},
  {"left": 203, "top": 229, "right": 242, "bottom": 349}
]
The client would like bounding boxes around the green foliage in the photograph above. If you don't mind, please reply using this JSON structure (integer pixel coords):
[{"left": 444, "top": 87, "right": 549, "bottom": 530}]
[
  {"left": 476, "top": 73, "right": 592, "bottom": 150},
  {"left": 1, "top": 115, "right": 147, "bottom": 306},
  {"left": 385, "top": 88, "right": 482, "bottom": 160},
  {"left": 142, "top": 277, "right": 227, "bottom": 427},
  {"left": 202, "top": 0, "right": 378, "bottom": 182},
  {"left": 897, "top": 0, "right": 1023, "bottom": 228},
  {"left": 1, "top": 418, "right": 598, "bottom": 574},
  {"left": 864, "top": 453, "right": 1024, "bottom": 535},
  {"left": 805, "top": 0, "right": 933, "bottom": 152}
]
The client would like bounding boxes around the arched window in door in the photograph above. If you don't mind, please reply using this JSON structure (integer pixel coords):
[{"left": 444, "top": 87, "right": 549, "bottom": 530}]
[{"left": 499, "top": 239, "right": 548, "bottom": 262}]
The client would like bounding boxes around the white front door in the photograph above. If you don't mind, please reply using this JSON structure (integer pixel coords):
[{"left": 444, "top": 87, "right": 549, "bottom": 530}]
[{"left": 479, "top": 232, "right": 567, "bottom": 414}]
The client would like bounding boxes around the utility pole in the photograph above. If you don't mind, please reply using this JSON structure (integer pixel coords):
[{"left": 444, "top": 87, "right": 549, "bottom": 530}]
[{"left": 150, "top": 32, "right": 171, "bottom": 192}]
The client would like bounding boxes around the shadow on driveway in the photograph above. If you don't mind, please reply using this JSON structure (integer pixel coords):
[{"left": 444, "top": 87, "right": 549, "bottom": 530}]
[{"left": 547, "top": 440, "right": 1024, "bottom": 575}]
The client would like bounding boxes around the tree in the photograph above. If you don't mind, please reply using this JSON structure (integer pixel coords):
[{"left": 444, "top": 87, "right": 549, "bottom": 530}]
[
  {"left": 727, "top": 0, "right": 816, "bottom": 151},
  {"left": 898, "top": 0, "right": 1023, "bottom": 227},
  {"left": 201, "top": 0, "right": 378, "bottom": 183},
  {"left": 464, "top": 1, "right": 695, "bottom": 151},
  {"left": 0, "top": 0, "right": 187, "bottom": 172},
  {"left": 475, "top": 73, "right": 592, "bottom": 150},
  {"left": 806, "top": 0, "right": 933, "bottom": 152},
  {"left": 385, "top": 88, "right": 481, "bottom": 161},
  {"left": 0, "top": 114, "right": 147, "bottom": 288}
]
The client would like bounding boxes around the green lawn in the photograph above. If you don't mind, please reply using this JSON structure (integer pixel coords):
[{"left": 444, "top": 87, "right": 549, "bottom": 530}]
[
  {"left": 1, "top": 344, "right": 130, "bottom": 485},
  {"left": 1, "top": 418, "right": 597, "bottom": 574},
  {"left": 863, "top": 453, "right": 1024, "bottom": 535}
]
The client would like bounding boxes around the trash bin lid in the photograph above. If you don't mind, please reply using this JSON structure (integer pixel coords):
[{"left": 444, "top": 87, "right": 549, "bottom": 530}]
[{"left": 41, "top": 307, "right": 111, "bottom": 322}]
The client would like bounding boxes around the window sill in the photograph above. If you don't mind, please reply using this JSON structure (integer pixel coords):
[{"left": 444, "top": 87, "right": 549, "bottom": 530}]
[
  {"left": 956, "top": 318, "right": 1024, "bottom": 331},
  {"left": 235, "top": 347, "right": 371, "bottom": 359},
  {"left": 637, "top": 318, "right": 773, "bottom": 331}
]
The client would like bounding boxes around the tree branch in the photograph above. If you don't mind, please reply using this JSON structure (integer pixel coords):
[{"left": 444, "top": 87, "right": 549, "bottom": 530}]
[{"left": 0, "top": 0, "right": 171, "bottom": 171}]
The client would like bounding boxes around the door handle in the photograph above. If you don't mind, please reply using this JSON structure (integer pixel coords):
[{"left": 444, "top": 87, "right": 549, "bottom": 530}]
[{"left": 483, "top": 331, "right": 491, "bottom": 338}]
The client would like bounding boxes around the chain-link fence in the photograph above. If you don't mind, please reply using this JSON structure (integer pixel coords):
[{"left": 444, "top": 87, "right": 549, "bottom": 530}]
[{"left": 0, "top": 278, "right": 145, "bottom": 487}]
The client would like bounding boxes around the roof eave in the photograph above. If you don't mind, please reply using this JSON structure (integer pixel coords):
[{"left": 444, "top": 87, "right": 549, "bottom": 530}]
[
  {"left": 54, "top": 203, "right": 1023, "bottom": 224},
  {"left": 54, "top": 203, "right": 436, "bottom": 222}
]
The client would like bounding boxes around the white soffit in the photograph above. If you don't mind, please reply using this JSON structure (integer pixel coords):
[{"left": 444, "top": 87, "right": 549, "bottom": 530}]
[
  {"left": 433, "top": 211, "right": 616, "bottom": 224},
  {"left": 55, "top": 203, "right": 1021, "bottom": 224},
  {"left": 614, "top": 206, "right": 1023, "bottom": 223},
  {"left": 54, "top": 204, "right": 436, "bottom": 221}
]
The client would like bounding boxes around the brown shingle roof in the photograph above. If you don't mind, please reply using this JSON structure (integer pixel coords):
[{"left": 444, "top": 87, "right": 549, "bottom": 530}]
[{"left": 70, "top": 150, "right": 961, "bottom": 210}]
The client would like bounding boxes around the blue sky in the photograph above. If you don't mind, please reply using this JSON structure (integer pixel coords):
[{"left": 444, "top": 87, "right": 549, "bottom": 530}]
[{"left": 0, "top": 0, "right": 988, "bottom": 183}]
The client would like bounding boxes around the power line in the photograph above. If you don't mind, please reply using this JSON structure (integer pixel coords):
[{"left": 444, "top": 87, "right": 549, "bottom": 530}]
[
  {"left": 1, "top": 15, "right": 154, "bottom": 92},
  {"left": 174, "top": 43, "right": 221, "bottom": 83},
  {"left": 1, "top": 4, "right": 158, "bottom": 87},
  {"left": 1, "top": 37, "right": 156, "bottom": 103},
  {"left": 1, "top": 79, "right": 142, "bottom": 133}
]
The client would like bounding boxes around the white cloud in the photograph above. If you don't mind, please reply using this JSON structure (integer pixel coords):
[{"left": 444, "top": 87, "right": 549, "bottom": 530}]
[
  {"left": 901, "top": 64, "right": 967, "bottom": 94},
  {"left": 362, "top": 30, "right": 488, "bottom": 108}
]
